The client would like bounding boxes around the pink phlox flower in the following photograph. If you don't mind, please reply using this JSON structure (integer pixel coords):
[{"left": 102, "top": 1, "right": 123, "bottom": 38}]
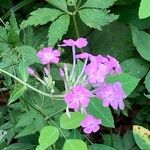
[
  {"left": 107, "top": 55, "right": 122, "bottom": 75},
  {"left": 85, "top": 62, "right": 108, "bottom": 84},
  {"left": 64, "top": 85, "right": 91, "bottom": 111},
  {"left": 76, "top": 52, "right": 90, "bottom": 59},
  {"left": 27, "top": 67, "right": 35, "bottom": 75},
  {"left": 37, "top": 47, "right": 61, "bottom": 65},
  {"left": 95, "top": 82, "right": 126, "bottom": 110},
  {"left": 81, "top": 114, "right": 102, "bottom": 134},
  {"left": 89, "top": 55, "right": 108, "bottom": 64},
  {"left": 60, "top": 38, "right": 88, "bottom": 48}
]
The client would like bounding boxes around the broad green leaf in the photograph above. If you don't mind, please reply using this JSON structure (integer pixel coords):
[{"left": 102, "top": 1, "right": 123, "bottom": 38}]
[
  {"left": 17, "top": 46, "right": 39, "bottom": 81},
  {"left": 36, "top": 126, "right": 59, "bottom": 150},
  {"left": 132, "top": 26, "right": 150, "bottom": 62},
  {"left": 89, "top": 144, "right": 117, "bottom": 150},
  {"left": 47, "top": 0, "right": 68, "bottom": 12},
  {"left": 133, "top": 125, "right": 150, "bottom": 149},
  {"left": 121, "top": 58, "right": 149, "bottom": 79},
  {"left": 87, "top": 98, "right": 114, "bottom": 127},
  {"left": 107, "top": 72, "right": 140, "bottom": 96},
  {"left": 139, "top": 0, "right": 150, "bottom": 19},
  {"left": 79, "top": 9, "right": 118, "bottom": 30},
  {"left": 144, "top": 71, "right": 150, "bottom": 93},
  {"left": 4, "top": 143, "right": 35, "bottom": 150},
  {"left": 48, "top": 14, "right": 70, "bottom": 46},
  {"left": 15, "top": 124, "right": 37, "bottom": 138},
  {"left": 63, "top": 139, "right": 88, "bottom": 150},
  {"left": 82, "top": 0, "right": 116, "bottom": 8},
  {"left": 90, "top": 22, "right": 134, "bottom": 61},
  {"left": 113, "top": 1, "right": 150, "bottom": 30},
  {"left": 60, "top": 112, "right": 86, "bottom": 129},
  {"left": 103, "top": 134, "right": 124, "bottom": 150},
  {"left": 8, "top": 84, "right": 27, "bottom": 105},
  {"left": 122, "top": 131, "right": 137, "bottom": 150},
  {"left": 115, "top": 0, "right": 137, "bottom": 5},
  {"left": 24, "top": 8, "right": 63, "bottom": 26}
]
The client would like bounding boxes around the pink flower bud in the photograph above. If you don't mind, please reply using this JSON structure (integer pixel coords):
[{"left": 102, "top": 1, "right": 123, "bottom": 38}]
[
  {"left": 59, "top": 68, "right": 65, "bottom": 77},
  {"left": 27, "top": 67, "right": 35, "bottom": 75}
]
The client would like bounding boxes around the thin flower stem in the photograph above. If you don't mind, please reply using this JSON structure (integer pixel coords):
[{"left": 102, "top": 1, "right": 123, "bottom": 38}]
[
  {"left": 70, "top": 46, "right": 76, "bottom": 80},
  {"left": 74, "top": 58, "right": 88, "bottom": 86},
  {"left": 0, "top": 68, "right": 64, "bottom": 98}
]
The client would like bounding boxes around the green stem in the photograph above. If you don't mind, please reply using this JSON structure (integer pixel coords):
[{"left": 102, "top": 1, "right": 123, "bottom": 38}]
[
  {"left": 0, "top": 68, "right": 64, "bottom": 99},
  {"left": 72, "top": 15, "right": 80, "bottom": 38}
]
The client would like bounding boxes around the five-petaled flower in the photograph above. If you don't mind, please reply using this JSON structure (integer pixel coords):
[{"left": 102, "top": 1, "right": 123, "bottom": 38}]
[
  {"left": 64, "top": 85, "right": 91, "bottom": 111},
  {"left": 95, "top": 82, "right": 126, "bottom": 110},
  {"left": 37, "top": 47, "right": 61, "bottom": 65},
  {"left": 81, "top": 114, "right": 102, "bottom": 134}
]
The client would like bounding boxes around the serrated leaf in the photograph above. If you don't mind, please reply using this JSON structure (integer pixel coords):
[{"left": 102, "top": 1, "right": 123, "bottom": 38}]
[
  {"left": 89, "top": 144, "right": 117, "bottom": 150},
  {"left": 48, "top": 14, "right": 70, "bottom": 46},
  {"left": 8, "top": 84, "right": 27, "bottom": 105},
  {"left": 17, "top": 46, "right": 39, "bottom": 81},
  {"left": 60, "top": 112, "right": 86, "bottom": 129},
  {"left": 131, "top": 26, "right": 150, "bottom": 62},
  {"left": 79, "top": 9, "right": 118, "bottom": 30},
  {"left": 139, "top": 0, "right": 150, "bottom": 19},
  {"left": 82, "top": 0, "right": 116, "bottom": 9},
  {"left": 47, "top": 0, "right": 68, "bottom": 12},
  {"left": 133, "top": 125, "right": 150, "bottom": 149},
  {"left": 24, "top": 8, "right": 63, "bottom": 26},
  {"left": 87, "top": 98, "right": 114, "bottom": 127},
  {"left": 107, "top": 72, "right": 140, "bottom": 96},
  {"left": 36, "top": 126, "right": 59, "bottom": 150},
  {"left": 121, "top": 58, "right": 149, "bottom": 79},
  {"left": 9, "top": 11, "right": 19, "bottom": 34},
  {"left": 144, "top": 71, "right": 150, "bottom": 93},
  {"left": 63, "top": 139, "right": 88, "bottom": 150}
]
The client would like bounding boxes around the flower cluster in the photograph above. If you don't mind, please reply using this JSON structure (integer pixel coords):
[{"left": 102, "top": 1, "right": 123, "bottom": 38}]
[{"left": 27, "top": 37, "right": 126, "bottom": 134}]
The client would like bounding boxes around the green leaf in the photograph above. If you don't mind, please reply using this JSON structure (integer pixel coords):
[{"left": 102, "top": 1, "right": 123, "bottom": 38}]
[
  {"left": 8, "top": 84, "right": 27, "bottom": 105},
  {"left": 47, "top": 0, "right": 68, "bottom": 12},
  {"left": 63, "top": 139, "right": 88, "bottom": 150},
  {"left": 89, "top": 144, "right": 117, "bottom": 150},
  {"left": 79, "top": 9, "right": 118, "bottom": 30},
  {"left": 60, "top": 112, "right": 86, "bottom": 129},
  {"left": 4, "top": 143, "right": 35, "bottom": 150},
  {"left": 121, "top": 58, "right": 149, "bottom": 79},
  {"left": 24, "top": 8, "right": 63, "bottom": 26},
  {"left": 0, "top": 26, "right": 7, "bottom": 42},
  {"left": 9, "top": 11, "right": 19, "bottom": 34},
  {"left": 36, "top": 126, "right": 59, "bottom": 150},
  {"left": 17, "top": 46, "right": 39, "bottom": 81},
  {"left": 133, "top": 125, "right": 150, "bottom": 149},
  {"left": 48, "top": 14, "right": 70, "bottom": 46},
  {"left": 87, "top": 98, "right": 114, "bottom": 127},
  {"left": 139, "top": 0, "right": 150, "bottom": 19},
  {"left": 82, "top": 0, "right": 116, "bottom": 9},
  {"left": 15, "top": 124, "right": 37, "bottom": 138},
  {"left": 144, "top": 71, "right": 150, "bottom": 93},
  {"left": 131, "top": 26, "right": 150, "bottom": 62},
  {"left": 107, "top": 72, "right": 140, "bottom": 96},
  {"left": 90, "top": 22, "right": 134, "bottom": 61}
]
